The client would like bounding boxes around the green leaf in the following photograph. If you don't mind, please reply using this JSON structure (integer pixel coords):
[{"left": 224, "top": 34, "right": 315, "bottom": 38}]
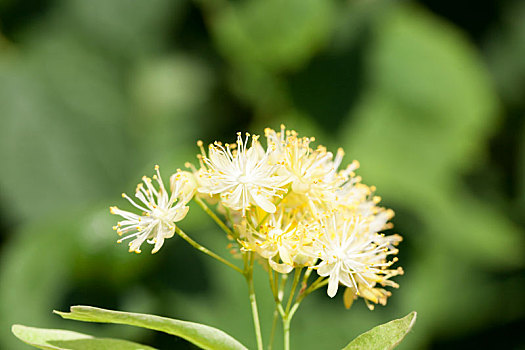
[
  {"left": 65, "top": 0, "right": 181, "bottom": 56},
  {"left": 12, "top": 324, "right": 156, "bottom": 350},
  {"left": 343, "top": 312, "right": 417, "bottom": 350},
  {"left": 211, "top": 0, "right": 336, "bottom": 72},
  {"left": 54, "top": 306, "right": 248, "bottom": 350}
]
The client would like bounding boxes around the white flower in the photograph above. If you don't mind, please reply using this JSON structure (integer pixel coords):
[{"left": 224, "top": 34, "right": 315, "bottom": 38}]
[
  {"left": 110, "top": 166, "right": 191, "bottom": 254},
  {"left": 311, "top": 212, "right": 401, "bottom": 299},
  {"left": 198, "top": 132, "right": 289, "bottom": 216}
]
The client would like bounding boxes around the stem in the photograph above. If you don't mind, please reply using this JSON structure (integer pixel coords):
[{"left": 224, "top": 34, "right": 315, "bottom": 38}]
[
  {"left": 305, "top": 277, "right": 329, "bottom": 295},
  {"left": 245, "top": 253, "right": 264, "bottom": 350},
  {"left": 243, "top": 251, "right": 248, "bottom": 273},
  {"left": 285, "top": 268, "right": 302, "bottom": 314},
  {"left": 248, "top": 281, "right": 264, "bottom": 350},
  {"left": 282, "top": 317, "right": 291, "bottom": 350},
  {"left": 267, "top": 266, "right": 285, "bottom": 319},
  {"left": 174, "top": 227, "right": 243, "bottom": 274},
  {"left": 193, "top": 196, "right": 236, "bottom": 238},
  {"left": 268, "top": 309, "right": 279, "bottom": 350},
  {"left": 268, "top": 265, "right": 277, "bottom": 298},
  {"left": 287, "top": 280, "right": 320, "bottom": 323},
  {"left": 287, "top": 277, "right": 328, "bottom": 322},
  {"left": 224, "top": 206, "right": 235, "bottom": 229},
  {"left": 288, "top": 301, "right": 301, "bottom": 320},
  {"left": 278, "top": 274, "right": 288, "bottom": 301},
  {"left": 273, "top": 270, "right": 280, "bottom": 295},
  {"left": 278, "top": 271, "right": 325, "bottom": 350},
  {"left": 304, "top": 276, "right": 324, "bottom": 294},
  {"left": 300, "top": 267, "right": 313, "bottom": 292}
]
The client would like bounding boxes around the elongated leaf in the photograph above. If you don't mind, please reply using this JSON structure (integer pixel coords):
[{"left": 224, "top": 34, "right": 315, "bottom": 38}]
[
  {"left": 12, "top": 324, "right": 156, "bottom": 350},
  {"left": 343, "top": 312, "right": 417, "bottom": 350},
  {"left": 54, "top": 306, "right": 247, "bottom": 350}
]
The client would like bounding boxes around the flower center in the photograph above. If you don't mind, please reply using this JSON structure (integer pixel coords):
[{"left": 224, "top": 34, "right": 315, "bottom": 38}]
[
  {"left": 152, "top": 208, "right": 167, "bottom": 220},
  {"left": 331, "top": 246, "right": 347, "bottom": 262},
  {"left": 237, "top": 174, "right": 251, "bottom": 184},
  {"left": 268, "top": 228, "right": 283, "bottom": 242}
]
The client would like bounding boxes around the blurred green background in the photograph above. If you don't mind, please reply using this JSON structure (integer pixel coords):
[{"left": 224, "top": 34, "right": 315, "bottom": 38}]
[{"left": 1, "top": 0, "right": 524, "bottom": 349}]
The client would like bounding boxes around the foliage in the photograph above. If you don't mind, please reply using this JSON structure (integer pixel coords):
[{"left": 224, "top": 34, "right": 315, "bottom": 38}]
[
  {"left": 12, "top": 325, "right": 156, "bottom": 350},
  {"left": 343, "top": 312, "right": 416, "bottom": 350},
  {"left": 54, "top": 306, "right": 247, "bottom": 350},
  {"left": 14, "top": 306, "right": 415, "bottom": 350}
]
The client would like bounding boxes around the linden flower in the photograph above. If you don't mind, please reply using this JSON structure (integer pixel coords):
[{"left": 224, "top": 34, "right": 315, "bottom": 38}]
[
  {"left": 333, "top": 176, "right": 368, "bottom": 209},
  {"left": 311, "top": 212, "right": 402, "bottom": 299},
  {"left": 265, "top": 126, "right": 357, "bottom": 203},
  {"left": 110, "top": 166, "right": 192, "bottom": 254},
  {"left": 170, "top": 170, "right": 198, "bottom": 199},
  {"left": 334, "top": 184, "right": 395, "bottom": 236},
  {"left": 342, "top": 228, "right": 403, "bottom": 309},
  {"left": 198, "top": 132, "right": 289, "bottom": 216},
  {"left": 240, "top": 209, "right": 313, "bottom": 273}
]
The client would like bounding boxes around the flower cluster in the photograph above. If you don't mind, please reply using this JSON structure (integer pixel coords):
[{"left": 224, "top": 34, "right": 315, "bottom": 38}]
[{"left": 111, "top": 126, "right": 402, "bottom": 309}]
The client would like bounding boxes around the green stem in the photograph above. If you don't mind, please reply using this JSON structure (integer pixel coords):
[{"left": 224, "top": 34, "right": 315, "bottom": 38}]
[
  {"left": 278, "top": 274, "right": 288, "bottom": 301},
  {"left": 267, "top": 266, "right": 285, "bottom": 318},
  {"left": 243, "top": 251, "right": 250, "bottom": 274},
  {"left": 282, "top": 317, "right": 291, "bottom": 350},
  {"left": 268, "top": 309, "right": 279, "bottom": 350},
  {"left": 267, "top": 267, "right": 285, "bottom": 348},
  {"left": 174, "top": 227, "right": 243, "bottom": 274},
  {"left": 305, "top": 277, "right": 328, "bottom": 295},
  {"left": 300, "top": 267, "right": 313, "bottom": 291},
  {"left": 248, "top": 280, "right": 264, "bottom": 350},
  {"left": 288, "top": 302, "right": 301, "bottom": 321},
  {"left": 285, "top": 268, "right": 302, "bottom": 314},
  {"left": 303, "top": 276, "right": 324, "bottom": 294},
  {"left": 245, "top": 253, "right": 263, "bottom": 350},
  {"left": 278, "top": 271, "right": 326, "bottom": 350},
  {"left": 224, "top": 207, "right": 235, "bottom": 229},
  {"left": 193, "top": 196, "right": 236, "bottom": 238},
  {"left": 287, "top": 277, "right": 328, "bottom": 322},
  {"left": 274, "top": 270, "right": 280, "bottom": 295},
  {"left": 268, "top": 265, "right": 277, "bottom": 298}
]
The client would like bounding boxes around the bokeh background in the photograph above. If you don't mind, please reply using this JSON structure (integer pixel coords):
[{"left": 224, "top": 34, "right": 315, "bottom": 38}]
[{"left": 1, "top": 0, "right": 524, "bottom": 349}]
